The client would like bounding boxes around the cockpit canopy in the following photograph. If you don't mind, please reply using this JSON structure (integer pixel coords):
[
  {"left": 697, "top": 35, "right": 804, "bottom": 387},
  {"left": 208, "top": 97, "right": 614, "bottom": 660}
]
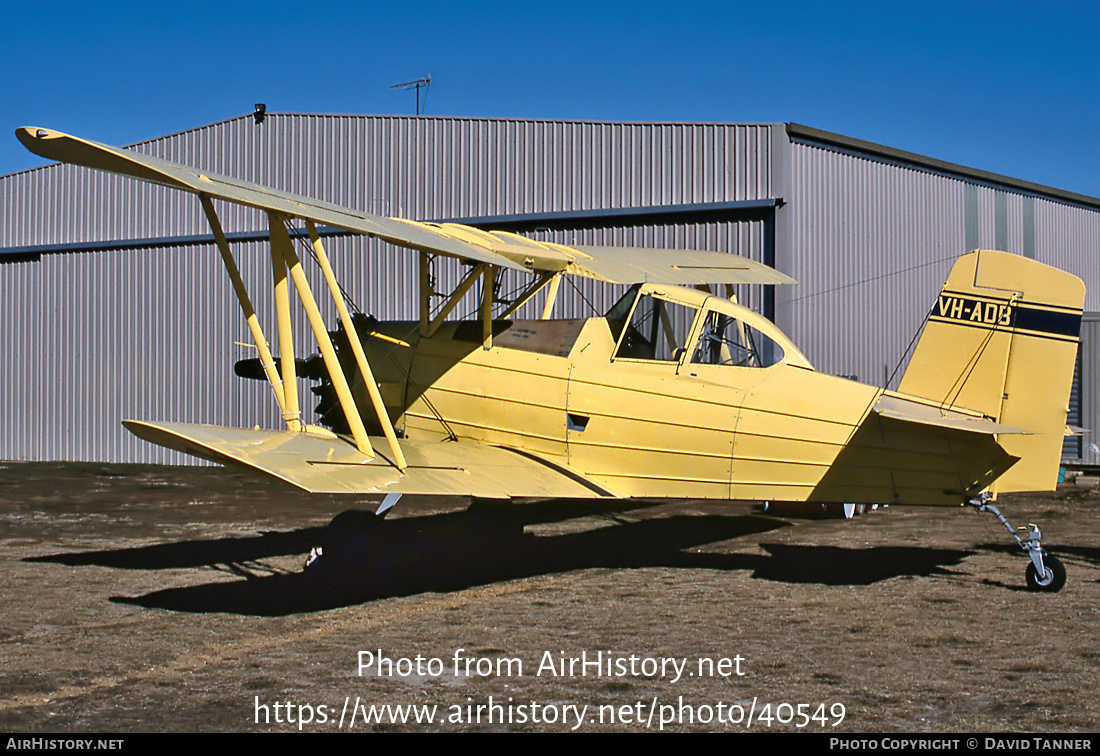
[{"left": 604, "top": 283, "right": 810, "bottom": 370}]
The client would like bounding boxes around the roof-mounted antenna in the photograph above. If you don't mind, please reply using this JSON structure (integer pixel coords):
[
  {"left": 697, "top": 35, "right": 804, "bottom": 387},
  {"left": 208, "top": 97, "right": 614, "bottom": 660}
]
[{"left": 389, "top": 76, "right": 431, "bottom": 115}]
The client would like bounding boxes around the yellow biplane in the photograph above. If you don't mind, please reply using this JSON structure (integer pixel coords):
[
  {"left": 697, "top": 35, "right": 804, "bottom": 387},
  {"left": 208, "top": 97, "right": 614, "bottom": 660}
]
[{"left": 17, "top": 127, "right": 1085, "bottom": 591}]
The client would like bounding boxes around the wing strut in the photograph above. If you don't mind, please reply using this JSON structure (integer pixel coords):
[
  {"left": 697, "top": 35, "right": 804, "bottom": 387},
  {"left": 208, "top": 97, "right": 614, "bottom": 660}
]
[
  {"left": 202, "top": 197, "right": 406, "bottom": 471},
  {"left": 425, "top": 263, "right": 485, "bottom": 338},
  {"left": 199, "top": 196, "right": 289, "bottom": 418},
  {"left": 418, "top": 252, "right": 432, "bottom": 337},
  {"left": 541, "top": 273, "right": 562, "bottom": 319},
  {"left": 498, "top": 272, "right": 556, "bottom": 319},
  {"left": 306, "top": 220, "right": 407, "bottom": 471},
  {"left": 481, "top": 265, "right": 497, "bottom": 349},
  {"left": 268, "top": 213, "right": 375, "bottom": 458},
  {"left": 268, "top": 216, "right": 302, "bottom": 430}
]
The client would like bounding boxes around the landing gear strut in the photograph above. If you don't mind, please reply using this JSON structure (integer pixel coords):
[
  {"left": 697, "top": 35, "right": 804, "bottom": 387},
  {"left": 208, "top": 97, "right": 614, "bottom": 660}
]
[{"left": 970, "top": 495, "right": 1066, "bottom": 592}]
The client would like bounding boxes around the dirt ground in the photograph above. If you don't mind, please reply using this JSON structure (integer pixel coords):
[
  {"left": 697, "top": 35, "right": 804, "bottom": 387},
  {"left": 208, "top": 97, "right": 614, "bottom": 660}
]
[{"left": 0, "top": 461, "right": 1098, "bottom": 733}]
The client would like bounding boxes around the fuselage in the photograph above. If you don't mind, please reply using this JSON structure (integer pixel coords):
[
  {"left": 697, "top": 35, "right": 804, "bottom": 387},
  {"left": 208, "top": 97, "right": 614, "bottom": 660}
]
[{"left": 331, "top": 284, "right": 1001, "bottom": 506}]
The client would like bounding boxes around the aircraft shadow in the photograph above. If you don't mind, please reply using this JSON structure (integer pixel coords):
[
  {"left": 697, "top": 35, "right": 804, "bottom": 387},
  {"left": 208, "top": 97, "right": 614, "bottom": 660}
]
[
  {"left": 30, "top": 506, "right": 974, "bottom": 616},
  {"left": 23, "top": 500, "right": 661, "bottom": 571},
  {"left": 1049, "top": 544, "right": 1100, "bottom": 566},
  {"left": 25, "top": 526, "right": 329, "bottom": 570}
]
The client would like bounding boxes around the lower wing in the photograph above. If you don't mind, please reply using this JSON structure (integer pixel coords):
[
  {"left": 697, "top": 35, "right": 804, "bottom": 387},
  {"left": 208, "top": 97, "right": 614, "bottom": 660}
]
[{"left": 124, "top": 420, "right": 618, "bottom": 499}]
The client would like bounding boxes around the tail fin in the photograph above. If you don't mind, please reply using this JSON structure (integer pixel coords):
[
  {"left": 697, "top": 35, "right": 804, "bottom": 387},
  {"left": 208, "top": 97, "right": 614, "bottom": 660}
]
[{"left": 898, "top": 250, "right": 1084, "bottom": 493}]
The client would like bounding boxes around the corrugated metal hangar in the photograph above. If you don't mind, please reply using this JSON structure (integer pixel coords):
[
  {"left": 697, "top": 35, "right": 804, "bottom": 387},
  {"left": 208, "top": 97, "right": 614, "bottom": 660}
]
[{"left": 2, "top": 114, "right": 1098, "bottom": 466}]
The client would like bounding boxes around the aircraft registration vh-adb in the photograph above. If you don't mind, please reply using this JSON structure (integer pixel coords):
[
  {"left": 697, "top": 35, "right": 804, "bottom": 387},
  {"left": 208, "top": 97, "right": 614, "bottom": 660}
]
[{"left": 17, "top": 127, "right": 1085, "bottom": 592}]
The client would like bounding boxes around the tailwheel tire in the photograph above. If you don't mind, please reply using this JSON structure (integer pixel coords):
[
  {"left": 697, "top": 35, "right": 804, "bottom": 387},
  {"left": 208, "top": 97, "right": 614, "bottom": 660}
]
[{"left": 1025, "top": 553, "right": 1066, "bottom": 593}]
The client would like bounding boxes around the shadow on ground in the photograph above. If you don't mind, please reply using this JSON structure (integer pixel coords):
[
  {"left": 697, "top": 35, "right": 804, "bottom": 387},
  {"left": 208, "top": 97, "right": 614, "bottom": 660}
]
[{"left": 28, "top": 503, "right": 974, "bottom": 616}]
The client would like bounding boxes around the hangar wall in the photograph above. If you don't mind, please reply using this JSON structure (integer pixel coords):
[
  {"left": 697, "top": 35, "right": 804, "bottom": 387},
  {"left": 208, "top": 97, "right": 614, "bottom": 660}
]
[
  {"left": 780, "top": 138, "right": 967, "bottom": 384},
  {"left": 0, "top": 115, "right": 778, "bottom": 463},
  {"left": 1, "top": 116, "right": 777, "bottom": 247}
]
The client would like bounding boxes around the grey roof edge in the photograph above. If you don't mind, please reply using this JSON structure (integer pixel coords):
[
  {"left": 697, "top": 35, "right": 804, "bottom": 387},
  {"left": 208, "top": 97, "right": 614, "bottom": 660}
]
[
  {"left": 124, "top": 113, "right": 254, "bottom": 150},
  {"left": 256, "top": 113, "right": 786, "bottom": 128},
  {"left": 3, "top": 115, "right": 786, "bottom": 181},
  {"left": 786, "top": 122, "right": 1100, "bottom": 211},
  {"left": 3, "top": 113, "right": 256, "bottom": 180}
]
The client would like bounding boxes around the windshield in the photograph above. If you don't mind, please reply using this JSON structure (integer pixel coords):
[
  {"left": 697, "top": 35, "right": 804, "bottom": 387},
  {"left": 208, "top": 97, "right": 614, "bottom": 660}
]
[{"left": 604, "top": 284, "right": 642, "bottom": 344}]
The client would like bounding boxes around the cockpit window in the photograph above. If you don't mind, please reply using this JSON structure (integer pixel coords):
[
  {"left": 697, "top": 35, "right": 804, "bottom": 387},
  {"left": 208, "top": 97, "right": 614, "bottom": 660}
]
[
  {"left": 691, "top": 310, "right": 784, "bottom": 368},
  {"left": 613, "top": 292, "right": 698, "bottom": 362}
]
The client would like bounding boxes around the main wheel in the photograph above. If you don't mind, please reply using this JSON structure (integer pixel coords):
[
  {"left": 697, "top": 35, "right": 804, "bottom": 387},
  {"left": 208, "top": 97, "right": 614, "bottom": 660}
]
[
  {"left": 1025, "top": 553, "right": 1066, "bottom": 592},
  {"left": 305, "top": 509, "right": 385, "bottom": 571}
]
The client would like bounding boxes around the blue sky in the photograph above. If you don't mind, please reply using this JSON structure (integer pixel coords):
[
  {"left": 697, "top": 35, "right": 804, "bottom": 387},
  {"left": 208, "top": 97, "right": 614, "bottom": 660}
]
[{"left": 4, "top": 0, "right": 1100, "bottom": 196}]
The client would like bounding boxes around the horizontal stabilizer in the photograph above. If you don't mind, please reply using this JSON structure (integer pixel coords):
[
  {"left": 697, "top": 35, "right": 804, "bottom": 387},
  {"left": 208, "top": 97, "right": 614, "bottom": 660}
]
[
  {"left": 123, "top": 420, "right": 617, "bottom": 499},
  {"left": 873, "top": 394, "right": 1033, "bottom": 435}
]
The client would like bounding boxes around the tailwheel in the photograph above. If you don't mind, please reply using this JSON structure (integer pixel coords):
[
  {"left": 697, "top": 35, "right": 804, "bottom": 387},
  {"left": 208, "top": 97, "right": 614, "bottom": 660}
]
[
  {"left": 1025, "top": 552, "right": 1066, "bottom": 593},
  {"left": 970, "top": 495, "right": 1067, "bottom": 593}
]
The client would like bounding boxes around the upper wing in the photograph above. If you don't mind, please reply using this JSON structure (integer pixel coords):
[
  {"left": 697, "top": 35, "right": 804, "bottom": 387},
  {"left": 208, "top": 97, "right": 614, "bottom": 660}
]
[
  {"left": 123, "top": 420, "right": 620, "bottom": 499},
  {"left": 17, "top": 127, "right": 795, "bottom": 286},
  {"left": 564, "top": 245, "right": 795, "bottom": 286}
]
